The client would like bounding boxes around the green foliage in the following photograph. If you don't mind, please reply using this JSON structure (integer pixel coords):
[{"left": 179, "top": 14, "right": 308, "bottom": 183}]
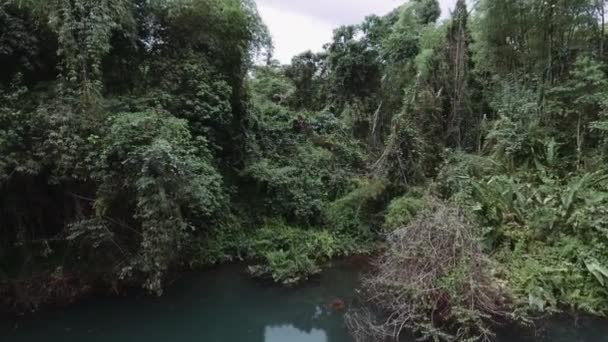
[
  {"left": 325, "top": 179, "right": 388, "bottom": 237},
  {"left": 383, "top": 188, "right": 426, "bottom": 231},
  {"left": 249, "top": 63, "right": 295, "bottom": 106},
  {"left": 0, "top": 4, "right": 57, "bottom": 85},
  {"left": 467, "top": 169, "right": 608, "bottom": 243},
  {"left": 74, "top": 110, "right": 226, "bottom": 293},
  {"left": 244, "top": 69, "right": 364, "bottom": 224},
  {"left": 326, "top": 25, "right": 382, "bottom": 113},
  {"left": 246, "top": 221, "right": 342, "bottom": 284},
  {"left": 505, "top": 237, "right": 608, "bottom": 314},
  {"left": 383, "top": 6, "right": 421, "bottom": 64},
  {"left": 434, "top": 152, "right": 498, "bottom": 200},
  {"left": 484, "top": 79, "right": 544, "bottom": 167},
  {"left": 0, "top": 0, "right": 270, "bottom": 297},
  {"left": 284, "top": 51, "right": 328, "bottom": 110},
  {"left": 547, "top": 56, "right": 608, "bottom": 167},
  {"left": 0, "top": 78, "right": 36, "bottom": 178},
  {"left": 435, "top": 56, "right": 608, "bottom": 316},
  {"left": 244, "top": 145, "right": 336, "bottom": 224},
  {"left": 411, "top": 0, "right": 441, "bottom": 25},
  {"left": 473, "top": 0, "right": 601, "bottom": 79},
  {"left": 47, "top": 0, "right": 131, "bottom": 105},
  {"left": 191, "top": 217, "right": 369, "bottom": 285},
  {"left": 414, "top": 24, "right": 447, "bottom": 78},
  {"left": 151, "top": 59, "right": 233, "bottom": 142},
  {"left": 95, "top": 110, "right": 225, "bottom": 215},
  {"left": 189, "top": 214, "right": 251, "bottom": 266},
  {"left": 372, "top": 111, "right": 428, "bottom": 185},
  {"left": 444, "top": 151, "right": 608, "bottom": 313},
  {"left": 162, "top": 0, "right": 271, "bottom": 68}
]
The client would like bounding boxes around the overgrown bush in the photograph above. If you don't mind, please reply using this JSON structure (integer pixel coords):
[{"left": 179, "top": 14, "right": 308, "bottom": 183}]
[
  {"left": 503, "top": 237, "right": 608, "bottom": 315},
  {"left": 436, "top": 143, "right": 608, "bottom": 315},
  {"left": 0, "top": 0, "right": 270, "bottom": 302},
  {"left": 462, "top": 168, "right": 608, "bottom": 313},
  {"left": 244, "top": 84, "right": 363, "bottom": 225},
  {"left": 188, "top": 213, "right": 251, "bottom": 266},
  {"left": 191, "top": 217, "right": 365, "bottom": 285},
  {"left": 325, "top": 179, "right": 388, "bottom": 237},
  {"left": 383, "top": 187, "right": 426, "bottom": 231},
  {"left": 372, "top": 113, "right": 427, "bottom": 185},
  {"left": 434, "top": 151, "right": 498, "bottom": 200},
  {"left": 246, "top": 221, "right": 356, "bottom": 285},
  {"left": 244, "top": 145, "right": 336, "bottom": 224},
  {"left": 70, "top": 110, "right": 227, "bottom": 294},
  {"left": 346, "top": 198, "right": 511, "bottom": 342}
]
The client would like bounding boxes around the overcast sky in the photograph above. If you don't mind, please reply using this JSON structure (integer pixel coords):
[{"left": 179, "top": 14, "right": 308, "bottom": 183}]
[{"left": 257, "top": 0, "right": 457, "bottom": 64}]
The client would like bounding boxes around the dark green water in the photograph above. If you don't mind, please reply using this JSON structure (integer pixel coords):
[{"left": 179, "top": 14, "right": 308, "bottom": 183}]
[
  {"left": 3, "top": 261, "right": 608, "bottom": 342},
  {"left": 3, "top": 262, "right": 359, "bottom": 342}
]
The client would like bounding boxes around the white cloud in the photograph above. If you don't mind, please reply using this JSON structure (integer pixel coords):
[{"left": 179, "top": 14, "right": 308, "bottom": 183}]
[
  {"left": 257, "top": 0, "right": 457, "bottom": 64},
  {"left": 258, "top": 4, "right": 334, "bottom": 63},
  {"left": 258, "top": 0, "right": 403, "bottom": 26}
]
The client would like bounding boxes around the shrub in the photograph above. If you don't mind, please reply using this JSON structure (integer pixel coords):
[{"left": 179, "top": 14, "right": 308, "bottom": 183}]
[
  {"left": 346, "top": 198, "right": 511, "bottom": 342},
  {"left": 325, "top": 179, "right": 388, "bottom": 237},
  {"left": 246, "top": 221, "right": 355, "bottom": 285},
  {"left": 191, "top": 216, "right": 369, "bottom": 285},
  {"left": 69, "top": 110, "right": 227, "bottom": 294},
  {"left": 244, "top": 145, "right": 335, "bottom": 224},
  {"left": 444, "top": 155, "right": 608, "bottom": 315},
  {"left": 383, "top": 187, "right": 426, "bottom": 231},
  {"left": 434, "top": 151, "right": 498, "bottom": 201},
  {"left": 504, "top": 237, "right": 608, "bottom": 315},
  {"left": 188, "top": 214, "right": 251, "bottom": 266}
]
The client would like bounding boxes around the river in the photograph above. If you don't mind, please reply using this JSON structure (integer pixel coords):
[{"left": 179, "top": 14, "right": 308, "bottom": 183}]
[{"left": 2, "top": 261, "right": 608, "bottom": 342}]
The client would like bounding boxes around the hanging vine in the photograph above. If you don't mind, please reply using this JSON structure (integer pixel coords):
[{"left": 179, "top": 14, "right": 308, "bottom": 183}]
[{"left": 47, "top": 0, "right": 130, "bottom": 107}]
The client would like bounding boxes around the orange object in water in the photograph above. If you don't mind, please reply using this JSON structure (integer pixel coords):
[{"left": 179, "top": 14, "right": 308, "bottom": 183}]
[{"left": 329, "top": 299, "right": 345, "bottom": 311}]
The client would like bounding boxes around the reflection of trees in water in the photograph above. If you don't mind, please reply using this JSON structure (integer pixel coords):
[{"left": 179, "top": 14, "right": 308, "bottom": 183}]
[
  {"left": 4, "top": 263, "right": 359, "bottom": 342},
  {"left": 7, "top": 263, "right": 608, "bottom": 342},
  {"left": 194, "top": 264, "right": 357, "bottom": 342}
]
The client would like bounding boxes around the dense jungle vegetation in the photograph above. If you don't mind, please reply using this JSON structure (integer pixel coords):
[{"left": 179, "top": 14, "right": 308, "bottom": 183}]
[{"left": 2, "top": 0, "right": 608, "bottom": 340}]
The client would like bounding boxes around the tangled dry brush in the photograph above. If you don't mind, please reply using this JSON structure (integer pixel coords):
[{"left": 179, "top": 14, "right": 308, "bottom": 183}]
[{"left": 346, "top": 198, "right": 511, "bottom": 342}]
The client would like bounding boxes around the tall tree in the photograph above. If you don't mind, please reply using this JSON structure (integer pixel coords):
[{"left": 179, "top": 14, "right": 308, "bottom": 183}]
[
  {"left": 445, "top": 0, "right": 471, "bottom": 148},
  {"left": 284, "top": 51, "right": 327, "bottom": 110},
  {"left": 413, "top": 0, "right": 441, "bottom": 25}
]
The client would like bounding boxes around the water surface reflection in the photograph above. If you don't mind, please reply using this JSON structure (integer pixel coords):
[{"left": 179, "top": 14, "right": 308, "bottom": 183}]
[
  {"left": 2, "top": 262, "right": 359, "bottom": 342},
  {"left": 4, "top": 262, "right": 608, "bottom": 342},
  {"left": 265, "top": 325, "right": 327, "bottom": 342}
]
